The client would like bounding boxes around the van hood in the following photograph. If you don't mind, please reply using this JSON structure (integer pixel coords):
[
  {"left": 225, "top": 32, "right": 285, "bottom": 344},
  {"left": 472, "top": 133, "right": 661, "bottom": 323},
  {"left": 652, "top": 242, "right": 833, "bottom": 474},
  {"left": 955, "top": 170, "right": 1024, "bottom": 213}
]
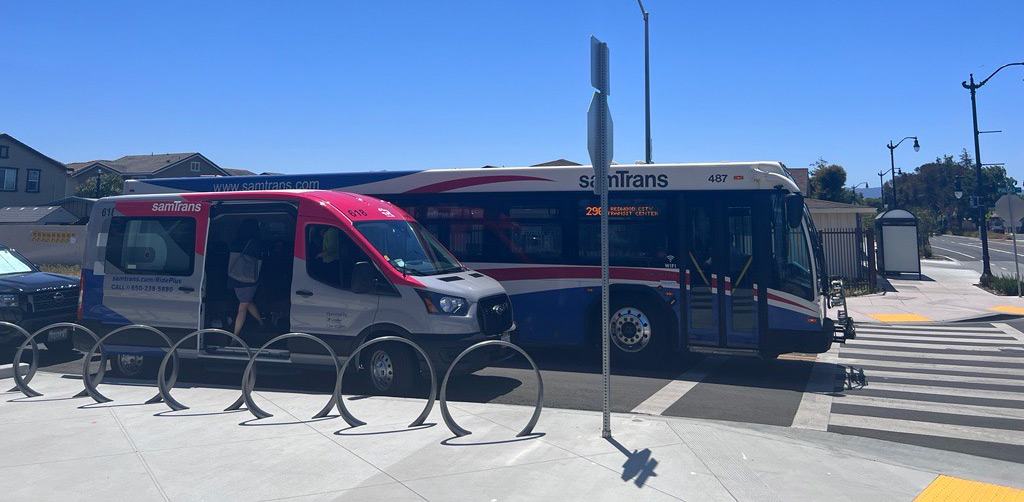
[
  {"left": 0, "top": 272, "right": 78, "bottom": 293},
  {"left": 414, "top": 269, "right": 507, "bottom": 301}
]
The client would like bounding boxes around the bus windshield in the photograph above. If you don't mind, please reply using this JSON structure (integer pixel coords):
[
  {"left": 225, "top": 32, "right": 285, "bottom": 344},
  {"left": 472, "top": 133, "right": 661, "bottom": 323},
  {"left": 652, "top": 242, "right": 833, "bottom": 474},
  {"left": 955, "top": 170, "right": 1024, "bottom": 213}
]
[{"left": 354, "top": 220, "right": 463, "bottom": 276}]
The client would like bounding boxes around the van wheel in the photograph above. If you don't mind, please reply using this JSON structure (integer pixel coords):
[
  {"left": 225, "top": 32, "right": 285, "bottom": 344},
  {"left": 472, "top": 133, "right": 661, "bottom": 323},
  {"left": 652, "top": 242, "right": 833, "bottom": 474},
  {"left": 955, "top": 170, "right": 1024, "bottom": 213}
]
[
  {"left": 364, "top": 344, "right": 415, "bottom": 396},
  {"left": 608, "top": 298, "right": 669, "bottom": 366},
  {"left": 109, "top": 354, "right": 157, "bottom": 379}
]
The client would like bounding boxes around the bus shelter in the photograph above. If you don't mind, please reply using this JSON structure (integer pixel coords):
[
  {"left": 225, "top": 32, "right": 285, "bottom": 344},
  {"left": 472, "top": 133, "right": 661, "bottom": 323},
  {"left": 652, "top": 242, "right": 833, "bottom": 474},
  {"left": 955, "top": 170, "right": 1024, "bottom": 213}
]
[{"left": 875, "top": 209, "right": 921, "bottom": 278}]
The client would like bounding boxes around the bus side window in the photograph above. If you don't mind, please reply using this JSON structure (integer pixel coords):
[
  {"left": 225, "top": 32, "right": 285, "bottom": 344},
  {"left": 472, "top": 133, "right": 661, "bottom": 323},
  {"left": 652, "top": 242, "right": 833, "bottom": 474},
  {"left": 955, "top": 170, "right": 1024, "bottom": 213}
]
[
  {"left": 105, "top": 217, "right": 196, "bottom": 276},
  {"left": 305, "top": 224, "right": 368, "bottom": 290}
]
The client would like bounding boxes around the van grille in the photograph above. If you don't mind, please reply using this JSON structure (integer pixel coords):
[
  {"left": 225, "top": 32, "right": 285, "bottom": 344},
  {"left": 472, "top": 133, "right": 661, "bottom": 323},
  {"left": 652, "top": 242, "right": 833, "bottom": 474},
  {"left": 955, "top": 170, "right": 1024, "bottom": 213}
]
[
  {"left": 477, "top": 294, "right": 513, "bottom": 336},
  {"left": 29, "top": 288, "right": 79, "bottom": 313}
]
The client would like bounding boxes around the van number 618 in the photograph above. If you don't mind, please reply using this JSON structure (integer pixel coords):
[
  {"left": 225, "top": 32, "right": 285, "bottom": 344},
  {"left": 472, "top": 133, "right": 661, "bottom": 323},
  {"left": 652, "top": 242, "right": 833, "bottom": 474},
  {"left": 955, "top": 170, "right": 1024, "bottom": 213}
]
[{"left": 708, "top": 174, "right": 727, "bottom": 183}]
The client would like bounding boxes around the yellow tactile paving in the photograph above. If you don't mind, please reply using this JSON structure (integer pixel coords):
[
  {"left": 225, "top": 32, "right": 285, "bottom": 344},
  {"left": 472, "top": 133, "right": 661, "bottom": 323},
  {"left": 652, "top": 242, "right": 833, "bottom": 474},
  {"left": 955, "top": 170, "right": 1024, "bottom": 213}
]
[
  {"left": 990, "top": 305, "right": 1024, "bottom": 315},
  {"left": 868, "top": 313, "right": 932, "bottom": 322},
  {"left": 914, "top": 475, "right": 1024, "bottom": 502}
]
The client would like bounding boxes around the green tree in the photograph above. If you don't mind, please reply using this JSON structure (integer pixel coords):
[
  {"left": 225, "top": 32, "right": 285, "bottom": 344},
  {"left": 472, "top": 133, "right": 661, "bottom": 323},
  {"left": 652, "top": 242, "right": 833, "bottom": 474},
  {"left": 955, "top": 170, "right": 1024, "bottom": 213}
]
[
  {"left": 809, "top": 158, "right": 852, "bottom": 202},
  {"left": 73, "top": 173, "right": 124, "bottom": 198}
]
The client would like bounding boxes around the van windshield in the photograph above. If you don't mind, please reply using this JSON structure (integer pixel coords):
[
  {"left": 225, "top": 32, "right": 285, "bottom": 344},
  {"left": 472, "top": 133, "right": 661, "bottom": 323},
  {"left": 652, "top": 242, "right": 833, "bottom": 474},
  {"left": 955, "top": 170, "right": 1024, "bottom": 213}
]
[
  {"left": 0, "top": 249, "right": 35, "bottom": 275},
  {"left": 353, "top": 220, "right": 463, "bottom": 276}
]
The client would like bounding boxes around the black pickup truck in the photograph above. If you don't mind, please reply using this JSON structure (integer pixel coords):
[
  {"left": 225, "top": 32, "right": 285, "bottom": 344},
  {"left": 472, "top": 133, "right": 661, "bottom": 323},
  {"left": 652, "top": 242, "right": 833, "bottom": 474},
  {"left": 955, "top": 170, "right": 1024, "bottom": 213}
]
[{"left": 0, "top": 245, "right": 79, "bottom": 353}]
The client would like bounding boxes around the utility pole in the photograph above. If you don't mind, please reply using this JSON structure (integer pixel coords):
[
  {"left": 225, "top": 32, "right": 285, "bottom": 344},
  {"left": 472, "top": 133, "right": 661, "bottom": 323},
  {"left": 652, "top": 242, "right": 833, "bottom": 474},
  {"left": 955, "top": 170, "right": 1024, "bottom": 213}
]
[{"left": 637, "top": 0, "right": 652, "bottom": 164}]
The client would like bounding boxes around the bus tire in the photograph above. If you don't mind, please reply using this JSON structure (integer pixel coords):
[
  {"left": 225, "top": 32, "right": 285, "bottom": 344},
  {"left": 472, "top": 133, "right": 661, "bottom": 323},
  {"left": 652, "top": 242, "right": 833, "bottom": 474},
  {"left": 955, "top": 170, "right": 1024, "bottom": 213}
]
[
  {"left": 608, "top": 298, "right": 668, "bottom": 366},
  {"left": 108, "top": 354, "right": 158, "bottom": 380},
  {"left": 363, "top": 342, "right": 415, "bottom": 396}
]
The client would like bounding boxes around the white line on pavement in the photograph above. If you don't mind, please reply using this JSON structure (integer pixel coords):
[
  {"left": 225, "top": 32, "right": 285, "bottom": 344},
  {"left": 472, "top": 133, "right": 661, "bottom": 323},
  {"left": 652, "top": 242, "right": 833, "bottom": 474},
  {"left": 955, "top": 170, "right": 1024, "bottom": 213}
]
[
  {"left": 630, "top": 355, "right": 727, "bottom": 415},
  {"left": 829, "top": 413, "right": 1024, "bottom": 446},
  {"left": 791, "top": 346, "right": 839, "bottom": 431},
  {"left": 857, "top": 325, "right": 1005, "bottom": 333},
  {"left": 994, "top": 323, "right": 1024, "bottom": 344},
  {"left": 929, "top": 245, "right": 975, "bottom": 259},
  {"left": 860, "top": 368, "right": 1024, "bottom": 387},
  {"left": 849, "top": 381, "right": 1024, "bottom": 401},
  {"left": 840, "top": 348, "right": 1024, "bottom": 363},
  {"left": 834, "top": 394, "right": 1024, "bottom": 420},
  {"left": 834, "top": 357, "right": 1024, "bottom": 377}
]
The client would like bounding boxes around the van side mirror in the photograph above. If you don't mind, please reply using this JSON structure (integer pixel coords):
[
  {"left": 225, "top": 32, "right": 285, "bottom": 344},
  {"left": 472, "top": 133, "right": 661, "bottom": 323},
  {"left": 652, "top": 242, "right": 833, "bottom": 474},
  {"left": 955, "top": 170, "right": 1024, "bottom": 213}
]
[
  {"left": 785, "top": 193, "right": 804, "bottom": 229},
  {"left": 351, "top": 261, "right": 377, "bottom": 294}
]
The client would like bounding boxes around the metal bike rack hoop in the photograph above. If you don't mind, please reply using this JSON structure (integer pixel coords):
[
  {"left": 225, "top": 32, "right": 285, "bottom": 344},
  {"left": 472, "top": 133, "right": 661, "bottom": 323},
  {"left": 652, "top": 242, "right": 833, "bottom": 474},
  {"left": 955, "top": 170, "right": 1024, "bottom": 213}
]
[
  {"left": 439, "top": 340, "right": 543, "bottom": 438},
  {"left": 240, "top": 332, "right": 343, "bottom": 420},
  {"left": 81, "top": 324, "right": 178, "bottom": 404},
  {"left": 13, "top": 322, "right": 104, "bottom": 398},
  {"left": 336, "top": 335, "right": 436, "bottom": 429},
  {"left": 157, "top": 328, "right": 255, "bottom": 412},
  {"left": 0, "top": 321, "right": 39, "bottom": 396}
]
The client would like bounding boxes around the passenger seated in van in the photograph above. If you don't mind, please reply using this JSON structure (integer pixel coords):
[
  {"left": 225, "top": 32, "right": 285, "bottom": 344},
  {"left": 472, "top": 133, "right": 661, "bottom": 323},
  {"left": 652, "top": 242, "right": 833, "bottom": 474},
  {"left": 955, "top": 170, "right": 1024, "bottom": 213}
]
[
  {"left": 315, "top": 226, "right": 341, "bottom": 284},
  {"left": 228, "top": 219, "right": 265, "bottom": 338}
]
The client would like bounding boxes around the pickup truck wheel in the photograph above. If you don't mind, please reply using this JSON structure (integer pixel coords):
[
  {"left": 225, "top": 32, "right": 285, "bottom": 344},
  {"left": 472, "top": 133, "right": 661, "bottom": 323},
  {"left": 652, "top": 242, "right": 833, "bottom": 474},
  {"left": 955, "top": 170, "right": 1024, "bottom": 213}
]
[
  {"left": 109, "top": 354, "right": 157, "bottom": 379},
  {"left": 364, "top": 344, "right": 415, "bottom": 396}
]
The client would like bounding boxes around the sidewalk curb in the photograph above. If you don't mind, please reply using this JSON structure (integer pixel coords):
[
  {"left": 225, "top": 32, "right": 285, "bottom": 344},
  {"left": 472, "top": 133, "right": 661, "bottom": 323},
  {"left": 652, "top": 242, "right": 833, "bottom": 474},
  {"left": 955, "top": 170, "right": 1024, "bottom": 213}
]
[{"left": 950, "top": 312, "right": 1024, "bottom": 323}]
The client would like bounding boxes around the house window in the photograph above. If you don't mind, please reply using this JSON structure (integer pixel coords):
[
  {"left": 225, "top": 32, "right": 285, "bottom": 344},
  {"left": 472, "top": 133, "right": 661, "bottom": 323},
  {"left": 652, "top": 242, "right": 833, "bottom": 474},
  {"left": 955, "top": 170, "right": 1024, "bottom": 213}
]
[
  {"left": 26, "top": 169, "right": 41, "bottom": 193},
  {"left": 0, "top": 146, "right": 9, "bottom": 158},
  {"left": 190, "top": 161, "right": 201, "bottom": 172},
  {"left": 0, "top": 167, "right": 16, "bottom": 191}
]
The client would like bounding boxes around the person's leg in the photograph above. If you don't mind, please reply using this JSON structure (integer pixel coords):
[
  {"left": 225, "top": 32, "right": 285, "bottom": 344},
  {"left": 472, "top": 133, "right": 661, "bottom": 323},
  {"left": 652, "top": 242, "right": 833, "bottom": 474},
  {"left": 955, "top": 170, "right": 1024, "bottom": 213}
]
[
  {"left": 234, "top": 302, "right": 250, "bottom": 337},
  {"left": 246, "top": 302, "right": 264, "bottom": 326}
]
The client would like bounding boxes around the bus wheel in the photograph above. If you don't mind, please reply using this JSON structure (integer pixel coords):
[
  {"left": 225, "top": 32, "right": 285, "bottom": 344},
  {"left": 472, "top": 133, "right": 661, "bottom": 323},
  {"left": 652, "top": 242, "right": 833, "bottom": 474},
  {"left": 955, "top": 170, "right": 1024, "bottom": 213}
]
[
  {"left": 364, "top": 343, "right": 415, "bottom": 396},
  {"left": 609, "top": 299, "right": 667, "bottom": 365},
  {"left": 109, "top": 354, "right": 157, "bottom": 379}
]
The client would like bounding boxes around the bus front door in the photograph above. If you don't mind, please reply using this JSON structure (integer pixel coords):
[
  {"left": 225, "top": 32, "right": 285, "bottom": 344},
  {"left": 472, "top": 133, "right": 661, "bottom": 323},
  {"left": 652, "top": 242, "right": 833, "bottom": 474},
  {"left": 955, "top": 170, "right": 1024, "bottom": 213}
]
[{"left": 683, "top": 197, "right": 765, "bottom": 352}]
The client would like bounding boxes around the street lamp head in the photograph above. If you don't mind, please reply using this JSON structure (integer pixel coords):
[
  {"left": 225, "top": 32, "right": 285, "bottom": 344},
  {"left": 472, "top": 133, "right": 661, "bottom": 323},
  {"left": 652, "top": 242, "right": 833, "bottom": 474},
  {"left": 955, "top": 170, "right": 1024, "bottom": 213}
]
[{"left": 912, "top": 138, "right": 920, "bottom": 152}]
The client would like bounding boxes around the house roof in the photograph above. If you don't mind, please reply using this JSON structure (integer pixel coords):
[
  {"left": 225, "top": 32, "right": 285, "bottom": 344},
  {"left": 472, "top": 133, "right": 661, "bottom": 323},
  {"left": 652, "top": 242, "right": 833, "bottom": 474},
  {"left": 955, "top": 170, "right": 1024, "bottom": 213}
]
[
  {"left": 531, "top": 159, "right": 582, "bottom": 167},
  {"left": 0, "top": 206, "right": 77, "bottom": 224},
  {"left": 0, "top": 133, "right": 73, "bottom": 173},
  {"left": 70, "top": 152, "right": 227, "bottom": 177},
  {"left": 223, "top": 168, "right": 256, "bottom": 176},
  {"left": 806, "top": 198, "right": 877, "bottom": 214}
]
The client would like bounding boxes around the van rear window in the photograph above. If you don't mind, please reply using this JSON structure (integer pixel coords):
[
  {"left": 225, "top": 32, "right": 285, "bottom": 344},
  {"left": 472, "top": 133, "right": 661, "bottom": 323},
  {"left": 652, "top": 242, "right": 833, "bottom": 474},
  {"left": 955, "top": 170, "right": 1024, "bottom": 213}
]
[{"left": 106, "top": 217, "right": 195, "bottom": 276}]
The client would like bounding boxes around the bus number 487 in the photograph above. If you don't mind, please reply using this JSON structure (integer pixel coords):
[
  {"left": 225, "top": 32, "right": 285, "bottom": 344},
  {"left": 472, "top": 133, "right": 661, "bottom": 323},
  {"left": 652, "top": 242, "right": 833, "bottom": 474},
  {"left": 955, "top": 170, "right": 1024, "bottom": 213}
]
[{"left": 708, "top": 174, "right": 727, "bottom": 183}]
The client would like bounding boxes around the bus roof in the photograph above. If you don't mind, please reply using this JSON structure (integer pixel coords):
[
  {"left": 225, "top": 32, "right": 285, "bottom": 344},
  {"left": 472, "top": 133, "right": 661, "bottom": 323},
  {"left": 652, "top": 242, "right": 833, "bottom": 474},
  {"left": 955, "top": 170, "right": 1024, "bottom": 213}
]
[{"left": 124, "top": 161, "right": 802, "bottom": 196}]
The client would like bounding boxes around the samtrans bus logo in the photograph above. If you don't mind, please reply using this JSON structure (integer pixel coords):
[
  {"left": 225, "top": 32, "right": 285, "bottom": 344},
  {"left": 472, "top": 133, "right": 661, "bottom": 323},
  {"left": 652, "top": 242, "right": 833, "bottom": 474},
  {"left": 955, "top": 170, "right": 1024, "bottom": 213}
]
[
  {"left": 578, "top": 170, "right": 669, "bottom": 189},
  {"left": 151, "top": 201, "right": 202, "bottom": 212}
]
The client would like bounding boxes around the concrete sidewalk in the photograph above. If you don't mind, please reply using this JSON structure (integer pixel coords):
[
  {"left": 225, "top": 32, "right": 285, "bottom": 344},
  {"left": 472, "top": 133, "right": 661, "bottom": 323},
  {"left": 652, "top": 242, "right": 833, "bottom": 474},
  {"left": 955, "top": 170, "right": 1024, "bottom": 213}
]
[
  {"left": 2, "top": 371, "right": 1023, "bottom": 501},
  {"left": 845, "top": 259, "right": 1024, "bottom": 323}
]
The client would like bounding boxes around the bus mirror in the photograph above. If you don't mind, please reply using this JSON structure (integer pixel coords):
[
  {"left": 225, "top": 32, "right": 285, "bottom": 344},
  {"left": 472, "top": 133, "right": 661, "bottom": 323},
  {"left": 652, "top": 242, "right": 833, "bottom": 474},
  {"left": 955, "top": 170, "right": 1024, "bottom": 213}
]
[
  {"left": 785, "top": 193, "right": 804, "bottom": 229},
  {"left": 351, "top": 261, "right": 376, "bottom": 294}
]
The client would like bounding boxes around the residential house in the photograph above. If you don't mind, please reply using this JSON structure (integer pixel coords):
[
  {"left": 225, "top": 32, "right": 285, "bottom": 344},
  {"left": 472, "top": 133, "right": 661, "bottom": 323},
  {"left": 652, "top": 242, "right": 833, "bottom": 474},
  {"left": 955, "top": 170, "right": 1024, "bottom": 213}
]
[
  {"left": 68, "top": 152, "right": 230, "bottom": 190},
  {"left": 787, "top": 167, "right": 876, "bottom": 230},
  {"left": 0, "top": 133, "right": 74, "bottom": 206}
]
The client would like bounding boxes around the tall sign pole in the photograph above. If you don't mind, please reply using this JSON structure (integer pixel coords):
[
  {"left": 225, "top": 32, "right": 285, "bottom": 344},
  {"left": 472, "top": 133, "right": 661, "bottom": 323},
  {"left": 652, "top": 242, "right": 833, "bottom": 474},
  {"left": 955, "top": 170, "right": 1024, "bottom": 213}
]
[{"left": 588, "top": 36, "right": 613, "bottom": 439}]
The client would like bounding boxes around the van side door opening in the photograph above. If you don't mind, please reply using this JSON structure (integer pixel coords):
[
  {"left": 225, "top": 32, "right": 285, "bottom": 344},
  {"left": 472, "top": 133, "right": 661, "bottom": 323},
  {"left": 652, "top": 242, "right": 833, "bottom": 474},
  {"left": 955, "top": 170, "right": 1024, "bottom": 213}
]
[{"left": 200, "top": 202, "right": 297, "bottom": 355}]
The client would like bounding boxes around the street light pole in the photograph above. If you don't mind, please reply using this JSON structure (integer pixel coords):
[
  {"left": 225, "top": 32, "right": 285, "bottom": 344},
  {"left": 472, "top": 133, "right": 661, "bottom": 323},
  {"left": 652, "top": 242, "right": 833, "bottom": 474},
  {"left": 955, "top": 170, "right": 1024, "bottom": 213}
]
[
  {"left": 878, "top": 171, "right": 887, "bottom": 208},
  {"left": 637, "top": 0, "right": 652, "bottom": 164},
  {"left": 886, "top": 136, "right": 919, "bottom": 210},
  {"left": 963, "top": 62, "right": 1024, "bottom": 280}
]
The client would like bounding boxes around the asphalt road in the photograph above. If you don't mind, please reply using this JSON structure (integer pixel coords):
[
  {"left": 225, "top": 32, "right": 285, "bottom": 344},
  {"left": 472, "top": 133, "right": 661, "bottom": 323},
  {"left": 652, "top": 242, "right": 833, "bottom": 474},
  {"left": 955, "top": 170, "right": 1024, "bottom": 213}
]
[
  {"left": 929, "top": 234, "right": 1024, "bottom": 277},
  {"left": 4, "top": 319, "right": 1024, "bottom": 464}
]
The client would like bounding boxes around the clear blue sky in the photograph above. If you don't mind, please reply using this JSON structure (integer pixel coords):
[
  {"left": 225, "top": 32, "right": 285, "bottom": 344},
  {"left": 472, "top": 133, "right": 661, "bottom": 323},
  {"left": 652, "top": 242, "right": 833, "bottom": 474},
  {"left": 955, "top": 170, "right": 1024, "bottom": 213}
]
[{"left": 3, "top": 1, "right": 1022, "bottom": 186}]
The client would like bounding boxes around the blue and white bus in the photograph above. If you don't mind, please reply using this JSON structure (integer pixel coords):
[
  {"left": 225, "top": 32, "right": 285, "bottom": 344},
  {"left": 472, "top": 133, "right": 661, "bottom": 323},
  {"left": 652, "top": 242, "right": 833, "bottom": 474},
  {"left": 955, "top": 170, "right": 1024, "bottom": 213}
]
[{"left": 125, "top": 161, "right": 843, "bottom": 363}]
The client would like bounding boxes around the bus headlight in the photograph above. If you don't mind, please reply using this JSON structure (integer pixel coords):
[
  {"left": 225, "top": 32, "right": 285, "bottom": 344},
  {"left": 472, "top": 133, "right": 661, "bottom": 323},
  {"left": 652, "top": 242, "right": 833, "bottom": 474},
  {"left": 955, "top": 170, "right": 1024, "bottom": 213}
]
[
  {"left": 416, "top": 290, "right": 468, "bottom": 316},
  {"left": 0, "top": 294, "right": 18, "bottom": 308}
]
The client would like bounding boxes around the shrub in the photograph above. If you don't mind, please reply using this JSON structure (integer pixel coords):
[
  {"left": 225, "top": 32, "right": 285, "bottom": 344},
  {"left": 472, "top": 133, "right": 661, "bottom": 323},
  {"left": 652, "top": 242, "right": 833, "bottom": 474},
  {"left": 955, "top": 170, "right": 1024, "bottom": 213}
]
[{"left": 981, "top": 274, "right": 1022, "bottom": 296}]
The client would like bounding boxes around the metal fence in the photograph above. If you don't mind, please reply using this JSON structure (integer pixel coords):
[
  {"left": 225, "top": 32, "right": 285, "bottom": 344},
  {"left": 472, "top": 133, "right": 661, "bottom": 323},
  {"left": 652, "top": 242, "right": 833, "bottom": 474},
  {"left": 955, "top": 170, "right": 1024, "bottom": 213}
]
[{"left": 818, "top": 228, "right": 876, "bottom": 289}]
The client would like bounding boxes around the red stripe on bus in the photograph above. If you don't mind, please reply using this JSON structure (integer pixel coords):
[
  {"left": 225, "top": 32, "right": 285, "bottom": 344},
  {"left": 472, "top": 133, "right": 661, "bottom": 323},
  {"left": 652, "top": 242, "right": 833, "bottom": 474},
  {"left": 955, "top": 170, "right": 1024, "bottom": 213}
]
[
  {"left": 475, "top": 266, "right": 678, "bottom": 283},
  {"left": 403, "top": 175, "right": 554, "bottom": 194},
  {"left": 765, "top": 292, "right": 816, "bottom": 314}
]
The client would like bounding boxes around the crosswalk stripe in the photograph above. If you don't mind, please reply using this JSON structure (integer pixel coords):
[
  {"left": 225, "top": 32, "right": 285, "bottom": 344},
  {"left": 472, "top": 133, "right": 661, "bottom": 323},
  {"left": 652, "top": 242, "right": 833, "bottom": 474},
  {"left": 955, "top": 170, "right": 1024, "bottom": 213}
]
[
  {"left": 791, "top": 347, "right": 839, "bottom": 431},
  {"left": 994, "top": 322, "right": 1024, "bottom": 344},
  {"left": 855, "top": 329, "right": 1011, "bottom": 339},
  {"left": 858, "top": 368, "right": 1024, "bottom": 387},
  {"left": 857, "top": 325, "right": 1004, "bottom": 333},
  {"left": 835, "top": 357, "right": 1024, "bottom": 376},
  {"left": 851, "top": 335, "right": 1013, "bottom": 346},
  {"left": 630, "top": 356, "right": 726, "bottom": 415},
  {"left": 843, "top": 341, "right": 1024, "bottom": 355},
  {"left": 840, "top": 348, "right": 1024, "bottom": 364},
  {"left": 828, "top": 413, "right": 1024, "bottom": 446},
  {"left": 847, "top": 362, "right": 1024, "bottom": 381},
  {"left": 847, "top": 381, "right": 1024, "bottom": 403},
  {"left": 834, "top": 394, "right": 1024, "bottom": 420}
]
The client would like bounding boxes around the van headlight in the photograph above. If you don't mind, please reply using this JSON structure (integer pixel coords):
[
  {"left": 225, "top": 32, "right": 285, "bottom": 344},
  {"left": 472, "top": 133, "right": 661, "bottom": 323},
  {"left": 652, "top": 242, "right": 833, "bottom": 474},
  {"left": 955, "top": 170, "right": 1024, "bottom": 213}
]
[
  {"left": 416, "top": 290, "right": 468, "bottom": 316},
  {"left": 0, "top": 294, "right": 18, "bottom": 308}
]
